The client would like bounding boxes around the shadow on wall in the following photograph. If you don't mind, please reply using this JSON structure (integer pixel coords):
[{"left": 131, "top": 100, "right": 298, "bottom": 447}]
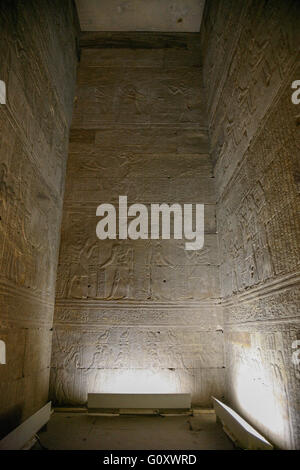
[
  {"left": 0, "top": 340, "right": 22, "bottom": 440},
  {"left": 0, "top": 405, "right": 23, "bottom": 440}
]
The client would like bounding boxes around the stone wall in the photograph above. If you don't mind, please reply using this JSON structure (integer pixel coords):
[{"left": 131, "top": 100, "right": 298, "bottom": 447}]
[
  {"left": 50, "top": 33, "right": 225, "bottom": 406},
  {"left": 0, "top": 0, "right": 78, "bottom": 437},
  {"left": 201, "top": 0, "right": 300, "bottom": 449}
]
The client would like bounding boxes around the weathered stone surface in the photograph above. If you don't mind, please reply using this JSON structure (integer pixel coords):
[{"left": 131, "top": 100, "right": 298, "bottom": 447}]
[
  {"left": 54, "top": 303, "right": 223, "bottom": 328},
  {"left": 81, "top": 47, "right": 202, "bottom": 69},
  {"left": 67, "top": 149, "right": 213, "bottom": 178},
  {"left": 61, "top": 203, "right": 217, "bottom": 235},
  {"left": 72, "top": 67, "right": 207, "bottom": 127},
  {"left": 55, "top": 234, "right": 220, "bottom": 302},
  {"left": 51, "top": 35, "right": 222, "bottom": 407},
  {"left": 49, "top": 366, "right": 225, "bottom": 407},
  {"left": 201, "top": 0, "right": 300, "bottom": 175},
  {"left": 201, "top": 0, "right": 300, "bottom": 449},
  {"left": 64, "top": 176, "right": 215, "bottom": 204},
  {"left": 51, "top": 327, "right": 224, "bottom": 370},
  {"left": 98, "top": 127, "right": 209, "bottom": 155},
  {"left": 79, "top": 31, "right": 202, "bottom": 50},
  {"left": 0, "top": 0, "right": 78, "bottom": 437}
]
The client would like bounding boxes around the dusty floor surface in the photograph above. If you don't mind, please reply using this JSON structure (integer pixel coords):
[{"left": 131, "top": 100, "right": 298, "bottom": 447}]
[{"left": 33, "top": 412, "right": 234, "bottom": 450}]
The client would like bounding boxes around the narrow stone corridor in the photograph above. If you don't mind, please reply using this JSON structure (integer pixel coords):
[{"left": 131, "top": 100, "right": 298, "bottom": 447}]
[{"left": 0, "top": 0, "right": 299, "bottom": 451}]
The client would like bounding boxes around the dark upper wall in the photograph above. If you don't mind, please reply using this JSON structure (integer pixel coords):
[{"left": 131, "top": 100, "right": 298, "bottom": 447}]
[
  {"left": 200, "top": 0, "right": 300, "bottom": 449},
  {"left": 0, "top": 0, "right": 78, "bottom": 437}
]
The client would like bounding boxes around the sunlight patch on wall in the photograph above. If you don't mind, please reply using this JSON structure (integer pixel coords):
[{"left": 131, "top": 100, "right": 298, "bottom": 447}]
[
  {"left": 88, "top": 369, "right": 181, "bottom": 394},
  {"left": 233, "top": 360, "right": 291, "bottom": 446},
  {"left": 0, "top": 340, "right": 6, "bottom": 364}
]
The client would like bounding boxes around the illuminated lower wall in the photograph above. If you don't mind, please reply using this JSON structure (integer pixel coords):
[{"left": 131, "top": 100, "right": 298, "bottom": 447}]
[
  {"left": 50, "top": 305, "right": 225, "bottom": 405},
  {"left": 200, "top": 0, "right": 300, "bottom": 449}
]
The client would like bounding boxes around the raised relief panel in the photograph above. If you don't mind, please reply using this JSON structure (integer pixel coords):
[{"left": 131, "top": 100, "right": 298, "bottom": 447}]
[
  {"left": 94, "top": 127, "right": 209, "bottom": 154},
  {"left": 73, "top": 68, "right": 206, "bottom": 127},
  {"left": 67, "top": 150, "right": 213, "bottom": 179},
  {"left": 201, "top": 0, "right": 300, "bottom": 448},
  {"left": 52, "top": 35, "right": 222, "bottom": 406},
  {"left": 0, "top": 1, "right": 78, "bottom": 433}
]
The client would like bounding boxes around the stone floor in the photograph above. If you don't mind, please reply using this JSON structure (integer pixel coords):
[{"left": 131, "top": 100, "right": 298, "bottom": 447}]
[{"left": 33, "top": 412, "right": 234, "bottom": 450}]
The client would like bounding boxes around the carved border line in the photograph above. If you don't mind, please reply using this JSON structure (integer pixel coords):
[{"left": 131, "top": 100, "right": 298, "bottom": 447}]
[
  {"left": 221, "top": 270, "right": 300, "bottom": 307},
  {"left": 53, "top": 323, "right": 222, "bottom": 330},
  {"left": 63, "top": 201, "right": 217, "bottom": 207},
  {"left": 54, "top": 299, "right": 219, "bottom": 309},
  {"left": 54, "top": 271, "right": 300, "bottom": 310},
  {"left": 0, "top": 278, "right": 55, "bottom": 307},
  {"left": 0, "top": 316, "right": 53, "bottom": 329},
  {"left": 225, "top": 316, "right": 300, "bottom": 330},
  {"left": 71, "top": 122, "right": 208, "bottom": 130}
]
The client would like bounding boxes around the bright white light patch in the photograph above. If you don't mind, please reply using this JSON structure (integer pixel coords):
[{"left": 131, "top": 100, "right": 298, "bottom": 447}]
[
  {"left": 234, "top": 360, "right": 289, "bottom": 445},
  {"left": 87, "top": 369, "right": 181, "bottom": 395},
  {"left": 213, "top": 397, "right": 272, "bottom": 447},
  {"left": 85, "top": 369, "right": 194, "bottom": 413},
  {"left": 0, "top": 340, "right": 6, "bottom": 364},
  {"left": 0, "top": 80, "right": 6, "bottom": 104}
]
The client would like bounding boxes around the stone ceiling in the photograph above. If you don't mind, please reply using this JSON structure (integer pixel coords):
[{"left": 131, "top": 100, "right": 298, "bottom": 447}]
[{"left": 75, "top": 0, "right": 206, "bottom": 32}]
